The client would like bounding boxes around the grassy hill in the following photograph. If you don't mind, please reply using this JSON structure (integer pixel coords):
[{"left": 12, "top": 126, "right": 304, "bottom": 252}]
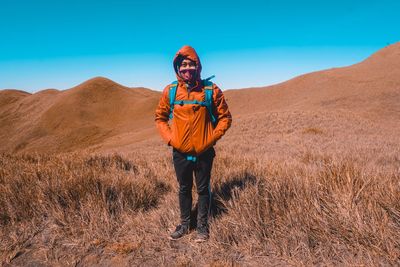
[{"left": 1, "top": 43, "right": 400, "bottom": 266}]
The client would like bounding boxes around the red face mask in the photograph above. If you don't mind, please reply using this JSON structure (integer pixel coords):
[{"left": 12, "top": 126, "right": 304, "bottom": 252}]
[
  {"left": 179, "top": 59, "right": 197, "bottom": 82},
  {"left": 180, "top": 69, "right": 196, "bottom": 81}
]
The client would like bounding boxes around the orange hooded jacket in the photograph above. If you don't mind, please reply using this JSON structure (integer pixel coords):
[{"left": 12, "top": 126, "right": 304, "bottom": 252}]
[{"left": 155, "top": 45, "right": 232, "bottom": 155}]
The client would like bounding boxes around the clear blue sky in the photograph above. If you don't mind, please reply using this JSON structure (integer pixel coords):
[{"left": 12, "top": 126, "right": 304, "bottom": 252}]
[{"left": 0, "top": 0, "right": 399, "bottom": 92}]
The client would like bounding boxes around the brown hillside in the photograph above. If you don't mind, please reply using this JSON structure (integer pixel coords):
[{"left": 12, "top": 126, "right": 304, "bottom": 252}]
[
  {"left": 224, "top": 42, "right": 400, "bottom": 124},
  {"left": 0, "top": 89, "right": 31, "bottom": 110},
  {"left": 1, "top": 43, "right": 399, "bottom": 154},
  {"left": 0, "top": 77, "right": 160, "bottom": 153},
  {"left": 1, "top": 44, "right": 400, "bottom": 266}
]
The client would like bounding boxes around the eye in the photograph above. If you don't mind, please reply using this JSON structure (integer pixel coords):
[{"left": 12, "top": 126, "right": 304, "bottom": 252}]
[{"left": 180, "top": 61, "right": 196, "bottom": 68}]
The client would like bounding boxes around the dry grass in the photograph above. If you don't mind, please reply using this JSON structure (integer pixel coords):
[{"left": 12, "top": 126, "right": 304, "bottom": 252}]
[
  {"left": 302, "top": 127, "right": 324, "bottom": 135},
  {"left": 1, "top": 110, "right": 400, "bottom": 266},
  {"left": 0, "top": 152, "right": 170, "bottom": 265}
]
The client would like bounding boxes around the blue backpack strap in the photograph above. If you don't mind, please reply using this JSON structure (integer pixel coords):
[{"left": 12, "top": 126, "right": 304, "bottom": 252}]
[
  {"left": 169, "top": 79, "right": 217, "bottom": 127},
  {"left": 203, "top": 80, "right": 217, "bottom": 126},
  {"left": 174, "top": 99, "right": 207, "bottom": 106},
  {"left": 169, "top": 81, "right": 178, "bottom": 120}
]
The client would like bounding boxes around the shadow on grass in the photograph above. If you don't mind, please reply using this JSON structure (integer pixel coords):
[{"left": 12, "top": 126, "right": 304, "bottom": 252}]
[{"left": 189, "top": 172, "right": 257, "bottom": 230}]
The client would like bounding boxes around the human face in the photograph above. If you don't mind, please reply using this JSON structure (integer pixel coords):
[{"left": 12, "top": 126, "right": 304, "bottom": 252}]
[{"left": 179, "top": 58, "right": 197, "bottom": 82}]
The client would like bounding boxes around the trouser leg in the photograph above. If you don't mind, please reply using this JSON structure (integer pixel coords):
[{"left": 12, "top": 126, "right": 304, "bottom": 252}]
[
  {"left": 194, "top": 147, "right": 215, "bottom": 230},
  {"left": 172, "top": 148, "right": 194, "bottom": 226}
]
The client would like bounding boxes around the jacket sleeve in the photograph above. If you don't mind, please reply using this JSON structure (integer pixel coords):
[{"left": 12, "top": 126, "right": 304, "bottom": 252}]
[
  {"left": 211, "top": 84, "right": 232, "bottom": 142},
  {"left": 155, "top": 85, "right": 173, "bottom": 145}
]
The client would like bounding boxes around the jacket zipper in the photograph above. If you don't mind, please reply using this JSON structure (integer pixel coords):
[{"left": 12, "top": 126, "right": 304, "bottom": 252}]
[{"left": 185, "top": 83, "right": 195, "bottom": 153}]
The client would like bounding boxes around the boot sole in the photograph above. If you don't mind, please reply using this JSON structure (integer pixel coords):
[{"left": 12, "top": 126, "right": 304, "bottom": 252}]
[{"left": 168, "top": 232, "right": 189, "bottom": 241}]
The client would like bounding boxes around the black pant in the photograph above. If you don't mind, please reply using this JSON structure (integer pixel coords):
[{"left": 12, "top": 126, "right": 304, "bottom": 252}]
[{"left": 172, "top": 147, "right": 215, "bottom": 230}]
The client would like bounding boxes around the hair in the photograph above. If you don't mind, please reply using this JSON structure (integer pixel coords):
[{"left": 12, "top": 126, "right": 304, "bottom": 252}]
[{"left": 173, "top": 55, "right": 185, "bottom": 74}]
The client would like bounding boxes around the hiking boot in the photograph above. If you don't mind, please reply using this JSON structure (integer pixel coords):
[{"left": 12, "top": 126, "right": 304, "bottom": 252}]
[
  {"left": 169, "top": 224, "right": 189, "bottom": 240},
  {"left": 194, "top": 226, "right": 209, "bottom": 243}
]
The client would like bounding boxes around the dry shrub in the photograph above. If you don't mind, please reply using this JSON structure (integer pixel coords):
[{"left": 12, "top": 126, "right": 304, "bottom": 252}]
[
  {"left": 0, "top": 152, "right": 169, "bottom": 263},
  {"left": 1, "top": 109, "right": 400, "bottom": 266},
  {"left": 209, "top": 154, "right": 400, "bottom": 265}
]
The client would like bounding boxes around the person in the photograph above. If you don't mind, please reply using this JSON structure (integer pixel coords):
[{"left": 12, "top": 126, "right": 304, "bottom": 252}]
[{"left": 155, "top": 45, "right": 232, "bottom": 242}]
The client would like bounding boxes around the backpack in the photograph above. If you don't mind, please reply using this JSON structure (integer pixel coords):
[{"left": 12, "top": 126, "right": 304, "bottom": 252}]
[{"left": 168, "top": 76, "right": 217, "bottom": 127}]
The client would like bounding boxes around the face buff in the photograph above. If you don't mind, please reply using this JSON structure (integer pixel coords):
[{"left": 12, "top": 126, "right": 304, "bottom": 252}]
[{"left": 179, "top": 59, "right": 197, "bottom": 83}]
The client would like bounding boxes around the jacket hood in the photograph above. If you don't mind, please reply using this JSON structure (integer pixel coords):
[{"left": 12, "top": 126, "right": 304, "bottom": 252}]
[{"left": 173, "top": 45, "right": 202, "bottom": 83}]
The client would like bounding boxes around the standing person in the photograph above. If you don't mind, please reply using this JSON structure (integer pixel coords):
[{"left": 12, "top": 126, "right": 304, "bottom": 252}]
[{"left": 155, "top": 45, "right": 232, "bottom": 242}]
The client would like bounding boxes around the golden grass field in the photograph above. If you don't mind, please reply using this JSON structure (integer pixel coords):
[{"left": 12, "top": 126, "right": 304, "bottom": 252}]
[{"left": 1, "top": 43, "right": 400, "bottom": 266}]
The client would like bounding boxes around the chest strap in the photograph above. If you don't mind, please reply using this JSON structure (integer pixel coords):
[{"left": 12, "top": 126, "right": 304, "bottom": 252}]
[{"left": 168, "top": 79, "right": 217, "bottom": 127}]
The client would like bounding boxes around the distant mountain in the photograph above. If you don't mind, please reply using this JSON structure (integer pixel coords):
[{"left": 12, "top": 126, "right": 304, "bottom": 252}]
[
  {"left": 0, "top": 77, "right": 160, "bottom": 153},
  {"left": 224, "top": 42, "right": 400, "bottom": 125},
  {"left": 1, "top": 42, "right": 399, "bottom": 154}
]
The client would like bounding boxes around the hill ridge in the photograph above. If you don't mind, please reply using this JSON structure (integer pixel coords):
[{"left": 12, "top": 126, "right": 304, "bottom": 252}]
[{"left": 1, "top": 42, "right": 399, "bottom": 153}]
